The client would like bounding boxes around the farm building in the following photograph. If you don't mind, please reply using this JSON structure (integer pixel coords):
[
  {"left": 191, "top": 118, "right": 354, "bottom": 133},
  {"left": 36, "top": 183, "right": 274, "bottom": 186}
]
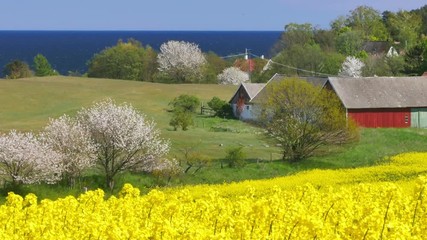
[
  {"left": 327, "top": 77, "right": 427, "bottom": 128},
  {"left": 229, "top": 74, "right": 327, "bottom": 120},
  {"left": 231, "top": 74, "right": 427, "bottom": 128},
  {"left": 229, "top": 82, "right": 265, "bottom": 120}
]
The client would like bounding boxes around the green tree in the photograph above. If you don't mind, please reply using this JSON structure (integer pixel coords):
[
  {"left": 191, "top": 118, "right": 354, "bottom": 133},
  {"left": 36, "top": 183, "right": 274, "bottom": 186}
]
[
  {"left": 169, "top": 110, "right": 194, "bottom": 131},
  {"left": 331, "top": 6, "right": 389, "bottom": 42},
  {"left": 362, "top": 55, "right": 391, "bottom": 76},
  {"left": 224, "top": 146, "right": 246, "bottom": 168},
  {"left": 88, "top": 39, "right": 156, "bottom": 81},
  {"left": 362, "top": 55, "right": 405, "bottom": 77},
  {"left": 260, "top": 78, "right": 358, "bottom": 162},
  {"left": 141, "top": 46, "right": 158, "bottom": 82},
  {"left": 386, "top": 55, "right": 405, "bottom": 76},
  {"left": 331, "top": 16, "right": 348, "bottom": 33},
  {"left": 169, "top": 94, "right": 200, "bottom": 113},
  {"left": 207, "top": 96, "right": 233, "bottom": 118},
  {"left": 3, "top": 60, "right": 32, "bottom": 79},
  {"left": 203, "top": 51, "right": 229, "bottom": 83},
  {"left": 411, "top": 5, "right": 427, "bottom": 36},
  {"left": 321, "top": 52, "right": 346, "bottom": 75},
  {"left": 313, "top": 29, "right": 336, "bottom": 51},
  {"left": 272, "top": 44, "right": 327, "bottom": 76},
  {"left": 169, "top": 94, "right": 200, "bottom": 131},
  {"left": 346, "top": 6, "right": 389, "bottom": 41},
  {"left": 33, "top": 54, "right": 56, "bottom": 76},
  {"left": 404, "top": 40, "right": 427, "bottom": 75},
  {"left": 335, "top": 30, "right": 364, "bottom": 56},
  {"left": 384, "top": 10, "right": 422, "bottom": 50},
  {"left": 272, "top": 23, "right": 315, "bottom": 54}
]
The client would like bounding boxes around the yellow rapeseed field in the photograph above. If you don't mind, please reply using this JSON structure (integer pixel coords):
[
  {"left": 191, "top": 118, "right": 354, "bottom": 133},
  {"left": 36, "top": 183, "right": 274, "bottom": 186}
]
[{"left": 1, "top": 152, "right": 427, "bottom": 239}]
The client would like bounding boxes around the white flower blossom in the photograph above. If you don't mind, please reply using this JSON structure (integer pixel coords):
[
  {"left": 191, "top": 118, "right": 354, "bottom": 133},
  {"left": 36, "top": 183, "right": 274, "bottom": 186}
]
[
  {"left": 217, "top": 67, "right": 250, "bottom": 85},
  {"left": 40, "top": 115, "right": 96, "bottom": 184},
  {"left": 339, "top": 56, "right": 365, "bottom": 78},
  {"left": 157, "top": 40, "right": 206, "bottom": 82},
  {"left": 0, "top": 131, "right": 63, "bottom": 184},
  {"left": 77, "top": 99, "right": 170, "bottom": 189}
]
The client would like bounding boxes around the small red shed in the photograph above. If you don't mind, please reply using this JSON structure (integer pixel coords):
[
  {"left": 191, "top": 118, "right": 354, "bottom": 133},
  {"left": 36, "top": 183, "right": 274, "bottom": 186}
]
[{"left": 327, "top": 77, "right": 427, "bottom": 128}]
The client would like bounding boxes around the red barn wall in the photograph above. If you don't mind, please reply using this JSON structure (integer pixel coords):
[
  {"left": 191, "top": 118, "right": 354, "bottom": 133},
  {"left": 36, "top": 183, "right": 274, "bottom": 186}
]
[{"left": 348, "top": 108, "right": 411, "bottom": 128}]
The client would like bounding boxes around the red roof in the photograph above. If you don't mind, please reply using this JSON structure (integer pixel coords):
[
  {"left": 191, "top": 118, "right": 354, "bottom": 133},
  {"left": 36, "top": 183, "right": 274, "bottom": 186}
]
[{"left": 234, "top": 59, "right": 255, "bottom": 72}]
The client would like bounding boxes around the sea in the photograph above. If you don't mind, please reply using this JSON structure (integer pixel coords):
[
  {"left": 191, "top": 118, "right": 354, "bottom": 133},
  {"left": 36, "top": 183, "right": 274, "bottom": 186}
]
[{"left": 0, "top": 31, "right": 282, "bottom": 76}]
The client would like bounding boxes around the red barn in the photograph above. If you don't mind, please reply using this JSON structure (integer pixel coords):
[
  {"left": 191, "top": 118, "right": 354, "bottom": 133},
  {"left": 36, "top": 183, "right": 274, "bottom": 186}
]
[{"left": 327, "top": 77, "right": 427, "bottom": 128}]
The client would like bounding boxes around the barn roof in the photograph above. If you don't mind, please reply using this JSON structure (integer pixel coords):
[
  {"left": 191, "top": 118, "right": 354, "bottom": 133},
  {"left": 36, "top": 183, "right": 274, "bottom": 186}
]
[
  {"left": 228, "top": 82, "right": 265, "bottom": 104},
  {"left": 265, "top": 73, "right": 328, "bottom": 87},
  {"left": 328, "top": 77, "right": 427, "bottom": 109},
  {"left": 242, "top": 83, "right": 266, "bottom": 100},
  {"left": 251, "top": 74, "right": 328, "bottom": 103}
]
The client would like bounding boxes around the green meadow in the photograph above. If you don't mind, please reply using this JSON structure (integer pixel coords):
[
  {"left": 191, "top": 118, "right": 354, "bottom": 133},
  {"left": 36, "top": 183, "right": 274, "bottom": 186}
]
[
  {"left": 0, "top": 76, "right": 277, "bottom": 158},
  {"left": 2, "top": 76, "right": 427, "bottom": 199}
]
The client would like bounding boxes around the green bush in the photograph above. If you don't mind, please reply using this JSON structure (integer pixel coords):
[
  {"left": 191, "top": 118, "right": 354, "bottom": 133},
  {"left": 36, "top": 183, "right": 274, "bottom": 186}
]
[
  {"left": 33, "top": 54, "right": 57, "bottom": 76},
  {"left": 169, "top": 94, "right": 200, "bottom": 113},
  {"left": 3, "top": 60, "right": 32, "bottom": 79},
  {"left": 169, "top": 94, "right": 200, "bottom": 130},
  {"left": 169, "top": 110, "right": 193, "bottom": 131},
  {"left": 207, "top": 96, "right": 233, "bottom": 118},
  {"left": 224, "top": 146, "right": 246, "bottom": 168}
]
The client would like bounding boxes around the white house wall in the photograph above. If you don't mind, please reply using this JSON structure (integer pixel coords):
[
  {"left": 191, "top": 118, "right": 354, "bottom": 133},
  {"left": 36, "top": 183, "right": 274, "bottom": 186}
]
[{"left": 231, "top": 103, "right": 260, "bottom": 121}]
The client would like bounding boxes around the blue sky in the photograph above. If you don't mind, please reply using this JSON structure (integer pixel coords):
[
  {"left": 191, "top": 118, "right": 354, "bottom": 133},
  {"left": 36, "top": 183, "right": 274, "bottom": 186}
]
[{"left": 1, "top": 0, "right": 426, "bottom": 31}]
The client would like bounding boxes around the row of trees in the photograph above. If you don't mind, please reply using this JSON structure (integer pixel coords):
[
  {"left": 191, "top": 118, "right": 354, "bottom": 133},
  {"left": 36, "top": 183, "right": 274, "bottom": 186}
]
[
  {"left": 1, "top": 39, "right": 252, "bottom": 84},
  {"left": 88, "top": 5, "right": 426, "bottom": 82},
  {"left": 0, "top": 99, "right": 174, "bottom": 191},
  {"left": 87, "top": 39, "right": 254, "bottom": 84},
  {"left": 86, "top": 4, "right": 427, "bottom": 84},
  {"left": 6, "top": 5, "right": 424, "bottom": 82},
  {"left": 2, "top": 54, "right": 57, "bottom": 79},
  {"left": 260, "top": 5, "right": 427, "bottom": 80}
]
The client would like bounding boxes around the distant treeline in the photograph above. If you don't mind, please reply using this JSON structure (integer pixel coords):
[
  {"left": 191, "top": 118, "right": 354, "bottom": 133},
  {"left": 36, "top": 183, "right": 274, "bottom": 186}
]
[{"left": 2, "top": 5, "right": 427, "bottom": 82}]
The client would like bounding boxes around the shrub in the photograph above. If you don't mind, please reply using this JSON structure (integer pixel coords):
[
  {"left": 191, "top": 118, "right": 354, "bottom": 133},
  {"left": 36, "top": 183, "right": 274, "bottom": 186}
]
[
  {"left": 169, "top": 94, "right": 200, "bottom": 130},
  {"left": 207, "top": 96, "right": 233, "bottom": 118},
  {"left": 33, "top": 54, "right": 57, "bottom": 76},
  {"left": 169, "top": 110, "right": 193, "bottom": 131},
  {"left": 224, "top": 146, "right": 246, "bottom": 168},
  {"left": 3, "top": 60, "right": 32, "bottom": 79},
  {"left": 169, "top": 94, "right": 200, "bottom": 113}
]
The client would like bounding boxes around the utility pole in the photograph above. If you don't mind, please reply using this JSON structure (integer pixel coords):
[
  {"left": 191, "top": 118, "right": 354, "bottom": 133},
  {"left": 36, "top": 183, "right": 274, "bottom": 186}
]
[{"left": 245, "top": 48, "right": 251, "bottom": 83}]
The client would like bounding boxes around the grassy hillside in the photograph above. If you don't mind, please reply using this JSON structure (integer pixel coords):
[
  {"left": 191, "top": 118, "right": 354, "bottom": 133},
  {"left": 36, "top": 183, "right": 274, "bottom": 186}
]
[
  {"left": 0, "top": 76, "right": 233, "bottom": 130},
  {"left": 0, "top": 76, "right": 280, "bottom": 159}
]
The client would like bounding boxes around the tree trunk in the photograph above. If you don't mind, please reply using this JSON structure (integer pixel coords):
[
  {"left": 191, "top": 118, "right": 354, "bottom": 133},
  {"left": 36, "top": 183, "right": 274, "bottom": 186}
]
[{"left": 105, "top": 174, "right": 115, "bottom": 192}]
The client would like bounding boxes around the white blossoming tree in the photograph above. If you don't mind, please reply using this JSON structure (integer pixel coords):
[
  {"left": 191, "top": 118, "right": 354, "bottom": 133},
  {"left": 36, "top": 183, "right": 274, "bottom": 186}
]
[
  {"left": 40, "top": 115, "right": 96, "bottom": 186},
  {"left": 0, "top": 131, "right": 63, "bottom": 186},
  {"left": 339, "top": 56, "right": 365, "bottom": 78},
  {"left": 157, "top": 40, "right": 206, "bottom": 83},
  {"left": 77, "top": 99, "right": 170, "bottom": 190},
  {"left": 217, "top": 67, "right": 250, "bottom": 85}
]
